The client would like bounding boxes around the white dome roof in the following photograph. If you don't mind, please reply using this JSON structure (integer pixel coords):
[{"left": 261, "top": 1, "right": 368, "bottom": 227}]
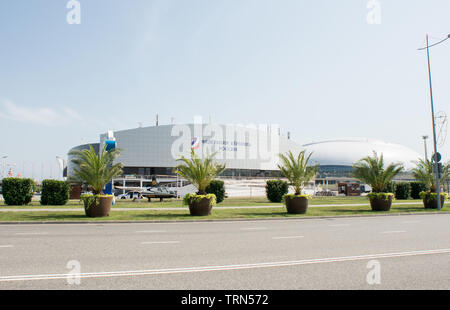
[{"left": 302, "top": 138, "right": 421, "bottom": 170}]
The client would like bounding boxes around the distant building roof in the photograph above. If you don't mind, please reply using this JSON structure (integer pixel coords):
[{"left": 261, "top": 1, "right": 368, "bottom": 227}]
[{"left": 303, "top": 138, "right": 421, "bottom": 170}]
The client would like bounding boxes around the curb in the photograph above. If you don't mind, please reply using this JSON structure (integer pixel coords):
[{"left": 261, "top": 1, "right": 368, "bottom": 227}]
[{"left": 0, "top": 211, "right": 449, "bottom": 225}]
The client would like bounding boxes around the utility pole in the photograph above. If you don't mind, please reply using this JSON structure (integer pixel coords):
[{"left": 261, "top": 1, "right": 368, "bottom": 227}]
[
  {"left": 425, "top": 35, "right": 441, "bottom": 210},
  {"left": 419, "top": 34, "right": 450, "bottom": 210}
]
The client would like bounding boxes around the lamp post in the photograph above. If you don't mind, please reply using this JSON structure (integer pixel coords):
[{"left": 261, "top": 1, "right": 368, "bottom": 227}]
[
  {"left": 418, "top": 33, "right": 450, "bottom": 210},
  {"left": 56, "top": 156, "right": 65, "bottom": 181},
  {"left": 0, "top": 156, "right": 7, "bottom": 179},
  {"left": 422, "top": 135, "right": 428, "bottom": 160}
]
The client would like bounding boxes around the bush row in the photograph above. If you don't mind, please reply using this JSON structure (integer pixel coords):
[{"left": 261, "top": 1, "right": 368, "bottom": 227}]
[
  {"left": 263, "top": 180, "right": 431, "bottom": 201},
  {"left": 369, "top": 182, "right": 429, "bottom": 200},
  {"left": 394, "top": 181, "right": 429, "bottom": 200},
  {"left": 1, "top": 178, "right": 69, "bottom": 206}
]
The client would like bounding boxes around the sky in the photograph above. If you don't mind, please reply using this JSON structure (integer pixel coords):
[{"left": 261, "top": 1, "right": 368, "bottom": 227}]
[{"left": 0, "top": 0, "right": 449, "bottom": 180}]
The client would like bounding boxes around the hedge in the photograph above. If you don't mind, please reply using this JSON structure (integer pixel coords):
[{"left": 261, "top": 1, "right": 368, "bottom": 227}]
[
  {"left": 394, "top": 182, "right": 410, "bottom": 200},
  {"left": 410, "top": 182, "right": 429, "bottom": 199},
  {"left": 205, "top": 180, "right": 226, "bottom": 204},
  {"left": 2, "top": 178, "right": 35, "bottom": 206},
  {"left": 40, "top": 179, "right": 70, "bottom": 205},
  {"left": 266, "top": 180, "right": 289, "bottom": 203},
  {"left": 384, "top": 181, "right": 394, "bottom": 193}
]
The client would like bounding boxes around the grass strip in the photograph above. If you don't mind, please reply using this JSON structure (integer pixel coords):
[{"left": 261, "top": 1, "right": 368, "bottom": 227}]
[{"left": 0, "top": 204, "right": 447, "bottom": 222}]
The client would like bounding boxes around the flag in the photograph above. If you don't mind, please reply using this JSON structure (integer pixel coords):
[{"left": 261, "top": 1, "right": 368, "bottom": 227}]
[{"left": 191, "top": 137, "right": 200, "bottom": 150}]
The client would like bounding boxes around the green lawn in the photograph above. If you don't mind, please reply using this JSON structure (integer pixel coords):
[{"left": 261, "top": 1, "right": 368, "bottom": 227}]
[
  {"left": 0, "top": 196, "right": 423, "bottom": 209},
  {"left": 0, "top": 202, "right": 447, "bottom": 222}
]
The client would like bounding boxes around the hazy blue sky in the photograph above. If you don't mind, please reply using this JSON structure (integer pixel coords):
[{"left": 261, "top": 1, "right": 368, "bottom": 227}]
[{"left": 0, "top": 0, "right": 449, "bottom": 179}]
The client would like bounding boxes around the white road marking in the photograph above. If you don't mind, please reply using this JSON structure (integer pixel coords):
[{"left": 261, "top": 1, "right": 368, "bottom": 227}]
[
  {"left": 272, "top": 236, "right": 304, "bottom": 240},
  {"left": 0, "top": 248, "right": 449, "bottom": 282},
  {"left": 135, "top": 230, "right": 167, "bottom": 233},
  {"left": 380, "top": 230, "right": 407, "bottom": 234},
  {"left": 0, "top": 245, "right": 13, "bottom": 248},
  {"left": 241, "top": 227, "right": 267, "bottom": 231},
  {"left": 328, "top": 224, "right": 350, "bottom": 227},
  {"left": 402, "top": 221, "right": 420, "bottom": 224},
  {"left": 141, "top": 241, "right": 180, "bottom": 245},
  {"left": 0, "top": 213, "right": 447, "bottom": 228},
  {"left": 14, "top": 232, "right": 48, "bottom": 236}
]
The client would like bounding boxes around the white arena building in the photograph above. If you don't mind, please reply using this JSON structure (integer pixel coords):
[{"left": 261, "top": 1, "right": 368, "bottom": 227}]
[
  {"left": 304, "top": 138, "right": 422, "bottom": 177},
  {"left": 66, "top": 124, "right": 422, "bottom": 197}
]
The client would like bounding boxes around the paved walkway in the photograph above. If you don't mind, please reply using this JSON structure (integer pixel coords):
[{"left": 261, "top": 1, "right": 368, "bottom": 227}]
[{"left": 0, "top": 202, "right": 423, "bottom": 212}]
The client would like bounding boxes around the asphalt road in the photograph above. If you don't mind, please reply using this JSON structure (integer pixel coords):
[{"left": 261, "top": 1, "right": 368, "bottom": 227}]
[{"left": 0, "top": 214, "right": 449, "bottom": 289}]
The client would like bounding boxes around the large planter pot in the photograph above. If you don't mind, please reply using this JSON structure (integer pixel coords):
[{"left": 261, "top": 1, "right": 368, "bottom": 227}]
[
  {"left": 423, "top": 194, "right": 446, "bottom": 209},
  {"left": 188, "top": 197, "right": 213, "bottom": 216},
  {"left": 85, "top": 195, "right": 113, "bottom": 218},
  {"left": 285, "top": 196, "right": 309, "bottom": 214},
  {"left": 369, "top": 196, "right": 393, "bottom": 211}
]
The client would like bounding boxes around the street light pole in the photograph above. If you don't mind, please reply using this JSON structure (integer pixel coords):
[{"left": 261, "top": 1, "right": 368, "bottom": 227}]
[
  {"left": 419, "top": 34, "right": 450, "bottom": 210},
  {"left": 0, "top": 156, "right": 8, "bottom": 179},
  {"left": 56, "top": 156, "right": 63, "bottom": 181}
]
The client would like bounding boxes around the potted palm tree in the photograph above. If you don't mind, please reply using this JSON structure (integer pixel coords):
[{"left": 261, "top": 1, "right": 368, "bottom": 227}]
[
  {"left": 175, "top": 150, "right": 225, "bottom": 216},
  {"left": 278, "top": 150, "right": 318, "bottom": 214},
  {"left": 352, "top": 152, "right": 403, "bottom": 211},
  {"left": 69, "top": 145, "right": 123, "bottom": 217},
  {"left": 412, "top": 158, "right": 449, "bottom": 209}
]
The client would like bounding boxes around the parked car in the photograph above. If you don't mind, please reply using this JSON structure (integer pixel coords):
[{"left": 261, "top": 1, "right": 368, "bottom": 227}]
[{"left": 117, "top": 191, "right": 143, "bottom": 200}]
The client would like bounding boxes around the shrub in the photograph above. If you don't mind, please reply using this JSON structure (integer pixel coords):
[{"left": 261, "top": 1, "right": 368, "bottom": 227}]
[
  {"left": 283, "top": 194, "right": 312, "bottom": 202},
  {"left": 384, "top": 181, "right": 394, "bottom": 193},
  {"left": 80, "top": 193, "right": 95, "bottom": 209},
  {"left": 412, "top": 159, "right": 449, "bottom": 193},
  {"left": 394, "top": 182, "right": 410, "bottom": 200},
  {"left": 69, "top": 145, "right": 123, "bottom": 194},
  {"left": 278, "top": 150, "right": 318, "bottom": 195},
  {"left": 367, "top": 192, "right": 394, "bottom": 201},
  {"left": 352, "top": 152, "right": 403, "bottom": 193},
  {"left": 2, "top": 178, "right": 35, "bottom": 206},
  {"left": 205, "top": 180, "right": 225, "bottom": 204},
  {"left": 410, "top": 182, "right": 429, "bottom": 199},
  {"left": 40, "top": 180, "right": 70, "bottom": 205},
  {"left": 266, "top": 180, "right": 289, "bottom": 203},
  {"left": 175, "top": 150, "right": 225, "bottom": 195},
  {"left": 419, "top": 191, "right": 448, "bottom": 202},
  {"left": 79, "top": 193, "right": 113, "bottom": 209}
]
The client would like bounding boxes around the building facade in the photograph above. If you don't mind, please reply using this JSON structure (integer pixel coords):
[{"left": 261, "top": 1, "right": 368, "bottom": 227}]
[{"left": 67, "top": 126, "right": 422, "bottom": 181}]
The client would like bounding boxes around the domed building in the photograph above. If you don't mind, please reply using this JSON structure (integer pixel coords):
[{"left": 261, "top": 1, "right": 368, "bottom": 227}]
[{"left": 303, "top": 138, "right": 422, "bottom": 179}]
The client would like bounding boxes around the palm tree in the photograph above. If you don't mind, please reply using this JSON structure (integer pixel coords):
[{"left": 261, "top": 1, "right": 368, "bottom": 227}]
[
  {"left": 352, "top": 152, "right": 403, "bottom": 193},
  {"left": 174, "top": 150, "right": 225, "bottom": 195},
  {"left": 68, "top": 145, "right": 123, "bottom": 195},
  {"left": 278, "top": 150, "right": 318, "bottom": 195},
  {"left": 412, "top": 158, "right": 449, "bottom": 192}
]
